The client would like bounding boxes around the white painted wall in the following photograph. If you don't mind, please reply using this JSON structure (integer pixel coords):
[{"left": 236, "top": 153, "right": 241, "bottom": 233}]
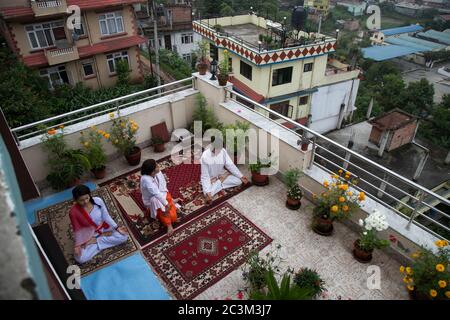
[{"left": 309, "top": 78, "right": 360, "bottom": 133}]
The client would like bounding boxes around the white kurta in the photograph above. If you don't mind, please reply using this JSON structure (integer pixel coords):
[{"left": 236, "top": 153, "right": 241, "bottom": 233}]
[
  {"left": 200, "top": 148, "right": 243, "bottom": 197},
  {"left": 140, "top": 172, "right": 168, "bottom": 219},
  {"left": 76, "top": 197, "right": 128, "bottom": 264}
]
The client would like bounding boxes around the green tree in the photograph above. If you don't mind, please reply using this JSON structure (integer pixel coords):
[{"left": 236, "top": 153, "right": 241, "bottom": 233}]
[
  {"left": 377, "top": 74, "right": 405, "bottom": 112},
  {"left": 402, "top": 78, "right": 435, "bottom": 117}
]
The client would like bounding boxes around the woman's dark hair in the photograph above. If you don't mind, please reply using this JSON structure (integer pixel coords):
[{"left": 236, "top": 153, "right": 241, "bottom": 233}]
[
  {"left": 72, "top": 184, "right": 99, "bottom": 206},
  {"left": 141, "top": 159, "right": 157, "bottom": 176}
]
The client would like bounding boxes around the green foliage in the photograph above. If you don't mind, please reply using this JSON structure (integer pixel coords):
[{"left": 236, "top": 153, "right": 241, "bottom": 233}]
[
  {"left": 293, "top": 268, "right": 326, "bottom": 298},
  {"left": 115, "top": 59, "right": 131, "bottom": 87},
  {"left": 218, "top": 49, "right": 230, "bottom": 75},
  {"left": 196, "top": 40, "right": 210, "bottom": 62},
  {"left": 158, "top": 49, "right": 193, "bottom": 80},
  {"left": 283, "top": 168, "right": 303, "bottom": 200},
  {"left": 222, "top": 120, "right": 250, "bottom": 154},
  {"left": 190, "top": 94, "right": 222, "bottom": 133},
  {"left": 402, "top": 78, "right": 435, "bottom": 117},
  {"left": 358, "top": 229, "right": 390, "bottom": 252},
  {"left": 108, "top": 117, "right": 139, "bottom": 156},
  {"left": 151, "top": 135, "right": 164, "bottom": 145},
  {"left": 79, "top": 128, "right": 107, "bottom": 170},
  {"left": 41, "top": 128, "right": 90, "bottom": 190},
  {"left": 247, "top": 155, "right": 272, "bottom": 173},
  {"left": 377, "top": 74, "right": 406, "bottom": 112},
  {"left": 250, "top": 269, "right": 312, "bottom": 300}
]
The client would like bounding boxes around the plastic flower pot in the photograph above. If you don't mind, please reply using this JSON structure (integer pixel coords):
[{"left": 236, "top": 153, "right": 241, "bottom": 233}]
[
  {"left": 197, "top": 62, "right": 208, "bottom": 75},
  {"left": 91, "top": 166, "right": 106, "bottom": 180},
  {"left": 312, "top": 215, "right": 334, "bottom": 236},
  {"left": 286, "top": 196, "right": 301, "bottom": 210},
  {"left": 352, "top": 239, "right": 373, "bottom": 263},
  {"left": 153, "top": 143, "right": 165, "bottom": 153},
  {"left": 125, "top": 146, "right": 142, "bottom": 166},
  {"left": 217, "top": 74, "right": 229, "bottom": 86},
  {"left": 251, "top": 171, "right": 269, "bottom": 186}
]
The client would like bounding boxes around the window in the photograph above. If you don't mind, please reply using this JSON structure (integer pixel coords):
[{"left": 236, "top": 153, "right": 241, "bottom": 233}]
[
  {"left": 181, "top": 33, "right": 193, "bottom": 44},
  {"left": 81, "top": 60, "right": 95, "bottom": 77},
  {"left": 269, "top": 101, "right": 293, "bottom": 120},
  {"left": 39, "top": 65, "right": 70, "bottom": 89},
  {"left": 304, "top": 63, "right": 313, "bottom": 72},
  {"left": 272, "top": 67, "right": 293, "bottom": 86},
  {"left": 106, "top": 51, "right": 129, "bottom": 74},
  {"left": 73, "top": 16, "right": 87, "bottom": 37},
  {"left": 99, "top": 12, "right": 124, "bottom": 36},
  {"left": 149, "top": 37, "right": 163, "bottom": 49},
  {"left": 299, "top": 96, "right": 309, "bottom": 105},
  {"left": 25, "top": 20, "right": 65, "bottom": 50},
  {"left": 240, "top": 60, "right": 252, "bottom": 80},
  {"left": 182, "top": 53, "right": 191, "bottom": 61}
]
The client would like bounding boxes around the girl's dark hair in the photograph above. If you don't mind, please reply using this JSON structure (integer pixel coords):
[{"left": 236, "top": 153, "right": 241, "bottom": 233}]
[
  {"left": 141, "top": 159, "right": 157, "bottom": 176},
  {"left": 72, "top": 184, "right": 99, "bottom": 207}
]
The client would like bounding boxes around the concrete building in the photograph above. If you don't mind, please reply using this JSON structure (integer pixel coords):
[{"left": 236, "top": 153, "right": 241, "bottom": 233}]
[
  {"left": 394, "top": 2, "right": 431, "bottom": 17},
  {"left": 193, "top": 14, "right": 361, "bottom": 134},
  {"left": 135, "top": 0, "right": 201, "bottom": 62},
  {"left": 0, "top": 0, "right": 147, "bottom": 90},
  {"left": 336, "top": 2, "right": 367, "bottom": 16}
]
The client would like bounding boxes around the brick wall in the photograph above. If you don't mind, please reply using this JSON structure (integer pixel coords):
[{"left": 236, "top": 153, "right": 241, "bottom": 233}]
[{"left": 387, "top": 121, "right": 418, "bottom": 151}]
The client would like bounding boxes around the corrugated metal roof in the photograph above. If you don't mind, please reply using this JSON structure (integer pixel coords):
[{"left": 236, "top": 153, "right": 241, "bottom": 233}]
[
  {"left": 381, "top": 25, "right": 424, "bottom": 36},
  {"left": 417, "top": 30, "right": 450, "bottom": 45},
  {"left": 386, "top": 34, "right": 446, "bottom": 51},
  {"left": 362, "top": 45, "right": 420, "bottom": 61}
]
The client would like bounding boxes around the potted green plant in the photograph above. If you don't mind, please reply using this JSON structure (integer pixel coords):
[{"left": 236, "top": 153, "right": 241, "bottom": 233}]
[
  {"left": 293, "top": 268, "right": 326, "bottom": 299},
  {"left": 217, "top": 49, "right": 230, "bottom": 86},
  {"left": 400, "top": 240, "right": 450, "bottom": 300},
  {"left": 353, "top": 210, "right": 390, "bottom": 263},
  {"left": 282, "top": 168, "right": 303, "bottom": 210},
  {"left": 80, "top": 127, "right": 108, "bottom": 179},
  {"left": 312, "top": 171, "right": 365, "bottom": 236},
  {"left": 41, "top": 126, "right": 91, "bottom": 190},
  {"left": 248, "top": 156, "right": 272, "bottom": 186},
  {"left": 151, "top": 135, "right": 165, "bottom": 153},
  {"left": 196, "top": 40, "right": 209, "bottom": 75},
  {"left": 108, "top": 116, "right": 141, "bottom": 166}
]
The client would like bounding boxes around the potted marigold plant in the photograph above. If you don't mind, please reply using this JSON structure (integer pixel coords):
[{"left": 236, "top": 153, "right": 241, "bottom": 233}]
[
  {"left": 80, "top": 127, "right": 108, "bottom": 179},
  {"left": 217, "top": 49, "right": 230, "bottom": 86},
  {"left": 151, "top": 135, "right": 165, "bottom": 153},
  {"left": 108, "top": 116, "right": 141, "bottom": 166},
  {"left": 196, "top": 40, "right": 209, "bottom": 75},
  {"left": 41, "top": 126, "right": 91, "bottom": 190},
  {"left": 353, "top": 210, "right": 390, "bottom": 263},
  {"left": 400, "top": 240, "right": 450, "bottom": 300},
  {"left": 312, "top": 170, "right": 365, "bottom": 236},
  {"left": 282, "top": 168, "right": 303, "bottom": 210}
]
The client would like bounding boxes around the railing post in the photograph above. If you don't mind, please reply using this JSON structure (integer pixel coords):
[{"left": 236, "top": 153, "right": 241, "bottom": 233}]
[
  {"left": 406, "top": 190, "right": 424, "bottom": 230},
  {"left": 12, "top": 131, "right": 20, "bottom": 146},
  {"left": 308, "top": 136, "right": 316, "bottom": 170},
  {"left": 377, "top": 173, "right": 388, "bottom": 198}
]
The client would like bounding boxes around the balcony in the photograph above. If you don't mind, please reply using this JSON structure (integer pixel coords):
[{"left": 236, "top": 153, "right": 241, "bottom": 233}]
[
  {"left": 319, "top": 59, "right": 361, "bottom": 86},
  {"left": 7, "top": 75, "right": 449, "bottom": 300},
  {"left": 45, "top": 46, "right": 79, "bottom": 66},
  {"left": 31, "top": 0, "right": 68, "bottom": 17}
]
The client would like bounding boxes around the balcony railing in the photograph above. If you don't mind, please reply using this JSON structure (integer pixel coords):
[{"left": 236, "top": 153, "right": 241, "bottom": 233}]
[
  {"left": 11, "top": 77, "right": 194, "bottom": 142},
  {"left": 45, "top": 46, "right": 79, "bottom": 65},
  {"left": 31, "top": 0, "right": 68, "bottom": 17},
  {"left": 224, "top": 87, "right": 450, "bottom": 242}
]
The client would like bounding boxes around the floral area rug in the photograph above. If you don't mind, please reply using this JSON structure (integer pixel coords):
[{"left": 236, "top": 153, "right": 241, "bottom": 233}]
[
  {"left": 35, "top": 187, "right": 137, "bottom": 275},
  {"left": 101, "top": 154, "right": 252, "bottom": 246},
  {"left": 142, "top": 202, "right": 272, "bottom": 299}
]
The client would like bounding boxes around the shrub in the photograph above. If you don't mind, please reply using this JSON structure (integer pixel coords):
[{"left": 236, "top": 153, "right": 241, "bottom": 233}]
[
  {"left": 79, "top": 127, "right": 108, "bottom": 170},
  {"left": 283, "top": 168, "right": 303, "bottom": 200},
  {"left": 108, "top": 116, "right": 139, "bottom": 156},
  {"left": 190, "top": 94, "right": 222, "bottom": 133},
  {"left": 293, "top": 268, "right": 326, "bottom": 298}
]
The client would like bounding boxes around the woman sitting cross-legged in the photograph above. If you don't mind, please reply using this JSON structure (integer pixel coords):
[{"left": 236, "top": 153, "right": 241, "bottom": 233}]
[
  {"left": 140, "top": 159, "right": 180, "bottom": 235},
  {"left": 69, "top": 185, "right": 128, "bottom": 264}
]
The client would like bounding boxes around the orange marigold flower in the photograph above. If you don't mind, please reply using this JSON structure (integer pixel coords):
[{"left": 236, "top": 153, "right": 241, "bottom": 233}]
[
  {"left": 407, "top": 285, "right": 414, "bottom": 291},
  {"left": 339, "top": 196, "right": 345, "bottom": 203},
  {"left": 445, "top": 291, "right": 450, "bottom": 299},
  {"left": 399, "top": 266, "right": 405, "bottom": 273},
  {"left": 438, "top": 280, "right": 447, "bottom": 288},
  {"left": 436, "top": 264, "right": 445, "bottom": 272},
  {"left": 338, "top": 169, "right": 343, "bottom": 174},
  {"left": 430, "top": 289, "right": 437, "bottom": 298},
  {"left": 323, "top": 181, "right": 329, "bottom": 188},
  {"left": 331, "top": 205, "right": 338, "bottom": 213},
  {"left": 358, "top": 192, "right": 366, "bottom": 201},
  {"left": 47, "top": 129, "right": 57, "bottom": 135},
  {"left": 343, "top": 205, "right": 349, "bottom": 212}
]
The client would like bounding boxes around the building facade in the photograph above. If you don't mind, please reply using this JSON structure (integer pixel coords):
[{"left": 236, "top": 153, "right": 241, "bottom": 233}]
[
  {"left": 193, "top": 14, "right": 360, "bottom": 133},
  {"left": 0, "top": 0, "right": 147, "bottom": 90}
]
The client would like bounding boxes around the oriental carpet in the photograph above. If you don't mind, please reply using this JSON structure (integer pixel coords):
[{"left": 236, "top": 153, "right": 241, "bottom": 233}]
[{"left": 142, "top": 202, "right": 272, "bottom": 300}]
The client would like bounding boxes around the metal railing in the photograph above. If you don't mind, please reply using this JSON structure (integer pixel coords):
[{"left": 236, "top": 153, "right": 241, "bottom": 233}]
[
  {"left": 11, "top": 77, "right": 195, "bottom": 143},
  {"left": 225, "top": 87, "right": 450, "bottom": 241}
]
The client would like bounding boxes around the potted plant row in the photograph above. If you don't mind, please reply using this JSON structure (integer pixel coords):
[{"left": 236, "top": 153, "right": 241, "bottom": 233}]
[
  {"left": 312, "top": 170, "right": 365, "bottom": 236},
  {"left": 282, "top": 168, "right": 303, "bottom": 210}
]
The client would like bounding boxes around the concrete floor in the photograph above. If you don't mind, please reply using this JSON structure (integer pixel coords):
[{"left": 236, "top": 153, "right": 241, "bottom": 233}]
[{"left": 222, "top": 23, "right": 273, "bottom": 48}]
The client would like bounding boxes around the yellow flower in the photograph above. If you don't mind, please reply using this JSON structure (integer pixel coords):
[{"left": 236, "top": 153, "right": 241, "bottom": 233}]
[
  {"left": 59, "top": 125, "right": 64, "bottom": 129},
  {"left": 347, "top": 191, "right": 353, "bottom": 196},
  {"left": 339, "top": 196, "right": 345, "bottom": 203},
  {"left": 109, "top": 112, "right": 115, "bottom": 119},
  {"left": 223, "top": 49, "right": 228, "bottom": 54},
  {"left": 121, "top": 123, "right": 126, "bottom": 128},
  {"left": 345, "top": 174, "right": 350, "bottom": 179},
  {"left": 438, "top": 280, "right": 447, "bottom": 288},
  {"left": 406, "top": 267, "right": 413, "bottom": 275},
  {"left": 84, "top": 142, "right": 89, "bottom": 147},
  {"left": 399, "top": 266, "right": 405, "bottom": 273},
  {"left": 430, "top": 289, "right": 437, "bottom": 298},
  {"left": 104, "top": 133, "right": 110, "bottom": 139},
  {"left": 331, "top": 205, "right": 338, "bottom": 213},
  {"left": 340, "top": 184, "right": 348, "bottom": 191},
  {"left": 323, "top": 181, "right": 329, "bottom": 188},
  {"left": 114, "top": 139, "right": 119, "bottom": 144},
  {"left": 403, "top": 276, "right": 411, "bottom": 284},
  {"left": 411, "top": 252, "right": 420, "bottom": 259},
  {"left": 407, "top": 285, "right": 414, "bottom": 291},
  {"left": 358, "top": 192, "right": 365, "bottom": 201},
  {"left": 436, "top": 264, "right": 445, "bottom": 272},
  {"left": 436, "top": 240, "right": 449, "bottom": 248},
  {"left": 338, "top": 169, "right": 343, "bottom": 174},
  {"left": 445, "top": 291, "right": 450, "bottom": 299},
  {"left": 331, "top": 183, "right": 336, "bottom": 187},
  {"left": 333, "top": 174, "right": 339, "bottom": 179},
  {"left": 343, "top": 205, "right": 349, "bottom": 212}
]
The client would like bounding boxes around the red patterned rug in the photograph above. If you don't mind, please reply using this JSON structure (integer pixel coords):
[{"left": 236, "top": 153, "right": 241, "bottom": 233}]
[
  {"left": 101, "top": 154, "right": 252, "bottom": 246},
  {"left": 142, "top": 202, "right": 272, "bottom": 299}
]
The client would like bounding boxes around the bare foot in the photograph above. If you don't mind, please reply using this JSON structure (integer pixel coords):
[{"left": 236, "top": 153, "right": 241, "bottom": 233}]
[
  {"left": 167, "top": 224, "right": 174, "bottom": 236},
  {"left": 205, "top": 193, "right": 213, "bottom": 204}
]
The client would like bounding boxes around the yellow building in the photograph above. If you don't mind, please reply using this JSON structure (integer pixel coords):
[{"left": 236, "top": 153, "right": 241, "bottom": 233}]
[
  {"left": 193, "top": 14, "right": 360, "bottom": 133},
  {"left": 312, "top": 0, "right": 330, "bottom": 15},
  {"left": 0, "top": 0, "right": 146, "bottom": 90}
]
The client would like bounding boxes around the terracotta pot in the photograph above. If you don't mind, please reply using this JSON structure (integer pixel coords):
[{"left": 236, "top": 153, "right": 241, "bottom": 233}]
[
  {"left": 312, "top": 215, "right": 334, "bottom": 236},
  {"left": 352, "top": 239, "right": 373, "bottom": 263},
  {"left": 301, "top": 142, "right": 309, "bottom": 151},
  {"left": 91, "top": 166, "right": 106, "bottom": 180},
  {"left": 197, "top": 62, "right": 208, "bottom": 75},
  {"left": 286, "top": 196, "right": 301, "bottom": 210},
  {"left": 251, "top": 171, "right": 269, "bottom": 186},
  {"left": 125, "top": 146, "right": 142, "bottom": 166},
  {"left": 153, "top": 143, "right": 165, "bottom": 153},
  {"left": 217, "top": 74, "right": 229, "bottom": 86}
]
